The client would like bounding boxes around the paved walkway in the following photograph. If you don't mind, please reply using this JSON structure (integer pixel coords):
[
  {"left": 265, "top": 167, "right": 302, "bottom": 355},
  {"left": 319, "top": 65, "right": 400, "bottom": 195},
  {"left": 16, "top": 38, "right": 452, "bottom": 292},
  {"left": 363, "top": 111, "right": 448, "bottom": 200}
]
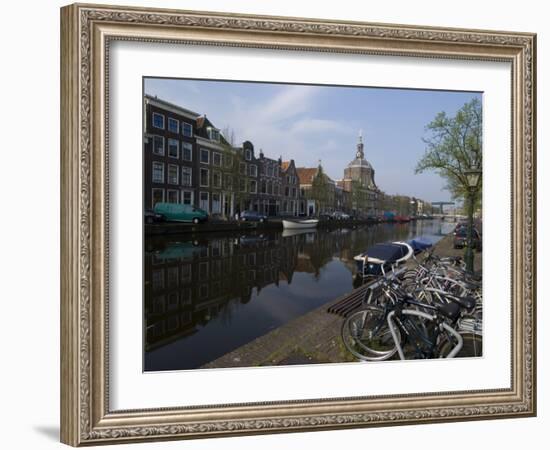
[{"left": 429, "top": 232, "right": 483, "bottom": 273}]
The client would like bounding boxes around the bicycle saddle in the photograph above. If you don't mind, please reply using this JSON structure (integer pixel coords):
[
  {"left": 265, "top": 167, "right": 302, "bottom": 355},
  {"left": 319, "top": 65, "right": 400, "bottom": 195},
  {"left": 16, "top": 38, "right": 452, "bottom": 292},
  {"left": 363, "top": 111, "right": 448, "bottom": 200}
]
[
  {"left": 453, "top": 296, "right": 477, "bottom": 311},
  {"left": 438, "top": 292, "right": 477, "bottom": 312},
  {"left": 436, "top": 302, "right": 461, "bottom": 321}
]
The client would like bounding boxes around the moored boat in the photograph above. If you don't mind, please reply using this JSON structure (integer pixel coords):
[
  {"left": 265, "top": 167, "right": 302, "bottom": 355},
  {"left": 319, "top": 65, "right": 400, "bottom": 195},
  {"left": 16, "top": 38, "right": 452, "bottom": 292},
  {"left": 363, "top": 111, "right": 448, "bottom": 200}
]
[
  {"left": 407, "top": 239, "right": 432, "bottom": 255},
  {"left": 282, "top": 219, "right": 319, "bottom": 229},
  {"left": 353, "top": 241, "right": 414, "bottom": 278}
]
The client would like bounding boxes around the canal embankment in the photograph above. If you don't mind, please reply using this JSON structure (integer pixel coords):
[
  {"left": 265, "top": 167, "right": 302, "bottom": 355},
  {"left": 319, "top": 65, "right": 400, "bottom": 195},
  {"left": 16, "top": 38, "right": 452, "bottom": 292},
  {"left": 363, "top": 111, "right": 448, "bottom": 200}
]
[
  {"left": 144, "top": 217, "right": 414, "bottom": 236},
  {"left": 200, "top": 231, "right": 481, "bottom": 369}
]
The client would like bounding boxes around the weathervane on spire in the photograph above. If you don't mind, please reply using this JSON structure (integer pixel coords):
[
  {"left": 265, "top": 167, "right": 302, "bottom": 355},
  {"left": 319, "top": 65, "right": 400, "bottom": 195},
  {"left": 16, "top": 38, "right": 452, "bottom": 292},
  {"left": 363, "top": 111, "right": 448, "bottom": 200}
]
[{"left": 356, "top": 129, "right": 365, "bottom": 159}]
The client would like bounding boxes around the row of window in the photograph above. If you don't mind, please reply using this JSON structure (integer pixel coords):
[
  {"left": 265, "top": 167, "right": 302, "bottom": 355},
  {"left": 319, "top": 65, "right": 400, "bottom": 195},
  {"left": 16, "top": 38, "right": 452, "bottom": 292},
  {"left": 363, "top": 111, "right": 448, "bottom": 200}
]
[
  {"left": 260, "top": 162, "right": 280, "bottom": 178},
  {"left": 152, "top": 136, "right": 193, "bottom": 160},
  {"left": 199, "top": 148, "right": 232, "bottom": 168},
  {"left": 152, "top": 188, "right": 194, "bottom": 207},
  {"left": 283, "top": 186, "right": 298, "bottom": 198},
  {"left": 151, "top": 143, "right": 261, "bottom": 175},
  {"left": 150, "top": 138, "right": 301, "bottom": 185},
  {"left": 152, "top": 112, "right": 193, "bottom": 137},
  {"left": 242, "top": 150, "right": 286, "bottom": 179},
  {"left": 151, "top": 138, "right": 252, "bottom": 173},
  {"left": 151, "top": 166, "right": 258, "bottom": 192},
  {"left": 150, "top": 162, "right": 296, "bottom": 198},
  {"left": 152, "top": 163, "right": 193, "bottom": 186},
  {"left": 285, "top": 175, "right": 298, "bottom": 185}
]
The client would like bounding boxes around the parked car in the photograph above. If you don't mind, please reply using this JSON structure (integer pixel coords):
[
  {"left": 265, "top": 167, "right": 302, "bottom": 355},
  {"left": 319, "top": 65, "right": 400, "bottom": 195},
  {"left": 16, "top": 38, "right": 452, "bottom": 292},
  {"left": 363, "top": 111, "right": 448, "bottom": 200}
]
[
  {"left": 332, "top": 211, "right": 350, "bottom": 220},
  {"left": 153, "top": 202, "right": 208, "bottom": 224},
  {"left": 240, "top": 210, "right": 268, "bottom": 222},
  {"left": 454, "top": 221, "right": 469, "bottom": 232},
  {"left": 453, "top": 227, "right": 482, "bottom": 250},
  {"left": 144, "top": 209, "right": 165, "bottom": 224}
]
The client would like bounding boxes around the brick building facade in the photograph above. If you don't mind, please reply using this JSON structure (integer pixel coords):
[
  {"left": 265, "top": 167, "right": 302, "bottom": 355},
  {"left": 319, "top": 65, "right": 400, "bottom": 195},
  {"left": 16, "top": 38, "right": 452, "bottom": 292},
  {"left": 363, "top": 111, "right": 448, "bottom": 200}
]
[
  {"left": 143, "top": 95, "right": 199, "bottom": 210},
  {"left": 145, "top": 96, "right": 397, "bottom": 219}
]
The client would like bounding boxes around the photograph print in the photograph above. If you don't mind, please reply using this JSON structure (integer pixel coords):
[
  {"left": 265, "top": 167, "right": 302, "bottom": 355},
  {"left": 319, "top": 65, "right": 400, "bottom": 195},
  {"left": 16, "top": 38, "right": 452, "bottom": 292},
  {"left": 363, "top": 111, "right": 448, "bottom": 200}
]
[{"left": 143, "top": 78, "right": 483, "bottom": 372}]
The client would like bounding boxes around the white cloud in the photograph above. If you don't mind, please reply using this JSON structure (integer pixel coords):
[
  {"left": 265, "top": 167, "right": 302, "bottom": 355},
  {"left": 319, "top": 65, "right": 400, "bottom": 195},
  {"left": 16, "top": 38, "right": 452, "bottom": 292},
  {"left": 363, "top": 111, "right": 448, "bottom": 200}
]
[
  {"left": 257, "top": 85, "right": 320, "bottom": 122},
  {"left": 209, "top": 85, "right": 357, "bottom": 179},
  {"left": 289, "top": 118, "right": 351, "bottom": 135}
]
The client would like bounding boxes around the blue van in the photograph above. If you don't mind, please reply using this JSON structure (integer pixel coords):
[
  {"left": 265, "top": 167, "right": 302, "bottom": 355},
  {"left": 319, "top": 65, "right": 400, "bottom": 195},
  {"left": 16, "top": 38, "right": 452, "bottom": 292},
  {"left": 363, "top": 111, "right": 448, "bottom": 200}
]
[{"left": 153, "top": 203, "right": 208, "bottom": 224}]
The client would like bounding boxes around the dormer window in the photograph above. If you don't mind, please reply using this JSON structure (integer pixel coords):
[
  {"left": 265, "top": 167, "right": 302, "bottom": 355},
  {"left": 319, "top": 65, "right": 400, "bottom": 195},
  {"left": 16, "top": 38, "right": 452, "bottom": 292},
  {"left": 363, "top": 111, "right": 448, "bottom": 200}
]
[
  {"left": 245, "top": 149, "right": 252, "bottom": 161},
  {"left": 207, "top": 127, "right": 220, "bottom": 142}
]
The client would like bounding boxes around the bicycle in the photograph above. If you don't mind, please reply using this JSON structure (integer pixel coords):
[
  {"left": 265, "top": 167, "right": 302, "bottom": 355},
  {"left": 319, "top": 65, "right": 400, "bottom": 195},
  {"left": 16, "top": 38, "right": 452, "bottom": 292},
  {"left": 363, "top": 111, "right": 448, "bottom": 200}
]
[{"left": 341, "top": 278, "right": 481, "bottom": 361}]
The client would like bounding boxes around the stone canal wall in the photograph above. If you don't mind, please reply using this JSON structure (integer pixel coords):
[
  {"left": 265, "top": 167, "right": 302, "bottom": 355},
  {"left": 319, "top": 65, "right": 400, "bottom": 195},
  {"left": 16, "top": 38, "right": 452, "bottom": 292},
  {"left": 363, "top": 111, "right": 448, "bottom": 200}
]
[{"left": 146, "top": 217, "right": 384, "bottom": 236}]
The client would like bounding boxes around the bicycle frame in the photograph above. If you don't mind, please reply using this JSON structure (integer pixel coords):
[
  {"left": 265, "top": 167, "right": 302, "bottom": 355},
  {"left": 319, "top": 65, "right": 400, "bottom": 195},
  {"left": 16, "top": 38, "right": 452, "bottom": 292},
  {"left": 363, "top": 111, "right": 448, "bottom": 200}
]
[{"left": 387, "top": 309, "right": 464, "bottom": 360}]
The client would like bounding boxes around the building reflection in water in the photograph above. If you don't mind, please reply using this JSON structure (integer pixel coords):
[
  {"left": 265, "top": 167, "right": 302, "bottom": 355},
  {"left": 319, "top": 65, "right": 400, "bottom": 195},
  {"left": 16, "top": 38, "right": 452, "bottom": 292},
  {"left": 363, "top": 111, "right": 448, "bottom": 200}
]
[{"left": 144, "top": 220, "right": 450, "bottom": 370}]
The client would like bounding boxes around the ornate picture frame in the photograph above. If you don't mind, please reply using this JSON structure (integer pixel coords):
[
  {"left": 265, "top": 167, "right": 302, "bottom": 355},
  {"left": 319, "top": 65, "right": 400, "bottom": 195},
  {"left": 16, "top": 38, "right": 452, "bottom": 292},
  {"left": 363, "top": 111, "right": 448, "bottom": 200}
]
[{"left": 60, "top": 3, "right": 536, "bottom": 446}]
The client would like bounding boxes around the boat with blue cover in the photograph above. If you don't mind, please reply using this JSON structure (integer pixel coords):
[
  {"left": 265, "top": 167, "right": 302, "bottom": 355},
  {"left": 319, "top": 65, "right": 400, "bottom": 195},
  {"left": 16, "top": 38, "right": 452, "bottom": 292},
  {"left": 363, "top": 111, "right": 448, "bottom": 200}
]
[
  {"left": 353, "top": 239, "right": 433, "bottom": 278},
  {"left": 408, "top": 239, "right": 433, "bottom": 254}
]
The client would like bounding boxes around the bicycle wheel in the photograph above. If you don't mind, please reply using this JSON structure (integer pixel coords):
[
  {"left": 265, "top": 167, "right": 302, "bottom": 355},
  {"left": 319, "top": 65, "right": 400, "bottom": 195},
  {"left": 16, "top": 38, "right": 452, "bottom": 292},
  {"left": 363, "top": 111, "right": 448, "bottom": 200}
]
[
  {"left": 341, "top": 306, "right": 399, "bottom": 361},
  {"left": 438, "top": 332, "right": 483, "bottom": 358},
  {"left": 401, "top": 269, "right": 421, "bottom": 285}
]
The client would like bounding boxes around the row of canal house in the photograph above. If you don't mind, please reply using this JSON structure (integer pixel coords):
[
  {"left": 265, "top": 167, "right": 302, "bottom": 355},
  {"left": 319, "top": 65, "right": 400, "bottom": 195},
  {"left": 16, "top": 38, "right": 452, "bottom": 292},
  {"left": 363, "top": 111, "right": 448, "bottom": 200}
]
[{"left": 144, "top": 95, "right": 381, "bottom": 218}]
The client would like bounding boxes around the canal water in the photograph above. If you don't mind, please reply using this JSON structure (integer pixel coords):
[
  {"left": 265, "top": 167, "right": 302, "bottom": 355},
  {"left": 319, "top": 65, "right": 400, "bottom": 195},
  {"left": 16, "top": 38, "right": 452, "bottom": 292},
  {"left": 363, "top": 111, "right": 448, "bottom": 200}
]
[{"left": 144, "top": 220, "right": 455, "bottom": 371}]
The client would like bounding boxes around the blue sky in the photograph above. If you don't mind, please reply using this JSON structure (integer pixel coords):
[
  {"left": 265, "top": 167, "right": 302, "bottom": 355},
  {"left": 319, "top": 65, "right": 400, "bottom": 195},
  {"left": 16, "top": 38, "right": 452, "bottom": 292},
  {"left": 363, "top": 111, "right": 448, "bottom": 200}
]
[{"left": 144, "top": 78, "right": 481, "bottom": 203}]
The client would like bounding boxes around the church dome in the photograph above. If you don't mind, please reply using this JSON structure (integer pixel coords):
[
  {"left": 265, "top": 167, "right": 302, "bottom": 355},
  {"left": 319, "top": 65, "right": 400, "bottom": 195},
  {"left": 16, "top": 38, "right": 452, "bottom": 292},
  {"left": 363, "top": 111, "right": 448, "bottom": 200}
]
[
  {"left": 347, "top": 132, "right": 373, "bottom": 170},
  {"left": 344, "top": 132, "right": 377, "bottom": 190},
  {"left": 348, "top": 157, "right": 373, "bottom": 170}
]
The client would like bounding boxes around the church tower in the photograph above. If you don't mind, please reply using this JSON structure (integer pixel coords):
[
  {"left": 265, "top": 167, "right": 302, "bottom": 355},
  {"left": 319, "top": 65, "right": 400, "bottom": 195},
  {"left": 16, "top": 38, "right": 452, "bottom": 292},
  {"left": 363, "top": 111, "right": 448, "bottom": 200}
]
[
  {"left": 341, "top": 131, "right": 379, "bottom": 215},
  {"left": 356, "top": 130, "right": 365, "bottom": 159},
  {"left": 344, "top": 131, "right": 376, "bottom": 190}
]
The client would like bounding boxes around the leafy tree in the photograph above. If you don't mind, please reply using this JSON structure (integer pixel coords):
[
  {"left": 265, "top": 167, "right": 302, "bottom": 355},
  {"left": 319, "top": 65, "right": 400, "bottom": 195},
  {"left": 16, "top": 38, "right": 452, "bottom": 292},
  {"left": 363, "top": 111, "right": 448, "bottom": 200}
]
[
  {"left": 350, "top": 180, "right": 368, "bottom": 214},
  {"left": 219, "top": 129, "right": 249, "bottom": 217},
  {"left": 310, "top": 165, "right": 330, "bottom": 213},
  {"left": 416, "top": 98, "right": 482, "bottom": 203},
  {"left": 228, "top": 148, "right": 250, "bottom": 215},
  {"left": 221, "top": 126, "right": 236, "bottom": 146}
]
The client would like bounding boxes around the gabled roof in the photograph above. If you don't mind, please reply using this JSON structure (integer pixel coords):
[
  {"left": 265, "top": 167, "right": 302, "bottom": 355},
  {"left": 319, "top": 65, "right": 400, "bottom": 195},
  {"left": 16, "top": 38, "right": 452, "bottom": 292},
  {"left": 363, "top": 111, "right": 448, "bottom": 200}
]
[
  {"left": 296, "top": 167, "right": 319, "bottom": 185},
  {"left": 195, "top": 115, "right": 230, "bottom": 145},
  {"left": 281, "top": 160, "right": 296, "bottom": 173}
]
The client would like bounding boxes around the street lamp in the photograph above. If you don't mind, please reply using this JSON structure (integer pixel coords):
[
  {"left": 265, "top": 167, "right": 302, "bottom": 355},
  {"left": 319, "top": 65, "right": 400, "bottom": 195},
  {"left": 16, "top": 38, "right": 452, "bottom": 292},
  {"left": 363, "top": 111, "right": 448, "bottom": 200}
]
[{"left": 464, "top": 166, "right": 482, "bottom": 272}]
